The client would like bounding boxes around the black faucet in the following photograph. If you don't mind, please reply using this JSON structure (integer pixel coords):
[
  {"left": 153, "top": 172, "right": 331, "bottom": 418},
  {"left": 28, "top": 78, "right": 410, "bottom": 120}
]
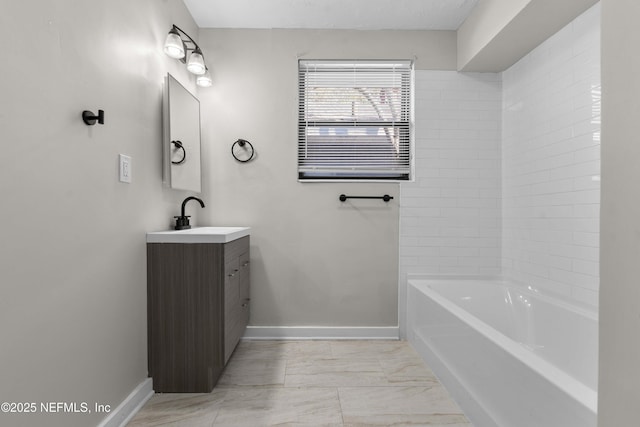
[{"left": 174, "top": 196, "right": 205, "bottom": 230}]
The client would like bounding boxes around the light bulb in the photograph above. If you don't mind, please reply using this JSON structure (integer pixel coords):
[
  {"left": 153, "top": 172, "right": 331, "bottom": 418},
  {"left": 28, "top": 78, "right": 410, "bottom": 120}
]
[
  {"left": 163, "top": 28, "right": 185, "bottom": 59},
  {"left": 197, "top": 69, "right": 213, "bottom": 87},
  {"left": 187, "top": 48, "right": 206, "bottom": 75}
]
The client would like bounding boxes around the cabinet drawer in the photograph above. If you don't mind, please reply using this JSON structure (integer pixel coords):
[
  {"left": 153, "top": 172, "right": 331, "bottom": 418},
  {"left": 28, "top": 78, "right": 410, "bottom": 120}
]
[{"left": 224, "top": 236, "right": 249, "bottom": 264}]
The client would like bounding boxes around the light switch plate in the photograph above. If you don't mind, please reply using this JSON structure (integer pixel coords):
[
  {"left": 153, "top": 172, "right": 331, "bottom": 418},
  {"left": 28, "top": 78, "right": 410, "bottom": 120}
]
[{"left": 119, "top": 154, "right": 132, "bottom": 183}]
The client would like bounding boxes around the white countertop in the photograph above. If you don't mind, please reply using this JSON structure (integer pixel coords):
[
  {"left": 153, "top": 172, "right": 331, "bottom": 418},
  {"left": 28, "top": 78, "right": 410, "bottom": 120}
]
[{"left": 146, "top": 226, "right": 250, "bottom": 244}]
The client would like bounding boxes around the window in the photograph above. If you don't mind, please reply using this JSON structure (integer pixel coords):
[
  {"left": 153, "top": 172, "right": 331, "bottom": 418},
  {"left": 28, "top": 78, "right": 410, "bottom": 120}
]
[{"left": 298, "top": 60, "right": 413, "bottom": 181}]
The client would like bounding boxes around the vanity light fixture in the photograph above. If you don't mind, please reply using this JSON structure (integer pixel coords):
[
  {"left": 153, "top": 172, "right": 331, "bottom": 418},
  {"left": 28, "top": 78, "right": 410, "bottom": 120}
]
[
  {"left": 186, "top": 48, "right": 206, "bottom": 75},
  {"left": 163, "top": 25, "right": 211, "bottom": 87},
  {"left": 196, "top": 68, "right": 213, "bottom": 87},
  {"left": 163, "top": 27, "right": 185, "bottom": 59}
]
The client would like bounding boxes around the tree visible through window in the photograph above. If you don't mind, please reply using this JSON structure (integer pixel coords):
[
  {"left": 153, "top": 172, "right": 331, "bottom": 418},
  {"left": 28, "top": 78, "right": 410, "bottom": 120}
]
[{"left": 298, "top": 60, "right": 413, "bottom": 180}]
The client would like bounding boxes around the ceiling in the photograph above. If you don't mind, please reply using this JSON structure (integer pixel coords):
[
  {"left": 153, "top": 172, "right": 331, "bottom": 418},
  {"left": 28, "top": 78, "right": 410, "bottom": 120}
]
[{"left": 183, "top": 0, "right": 479, "bottom": 31}]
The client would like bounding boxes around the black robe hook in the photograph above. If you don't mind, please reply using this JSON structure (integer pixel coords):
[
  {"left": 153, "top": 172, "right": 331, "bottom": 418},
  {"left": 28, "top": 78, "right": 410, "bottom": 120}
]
[{"left": 82, "top": 109, "right": 105, "bottom": 125}]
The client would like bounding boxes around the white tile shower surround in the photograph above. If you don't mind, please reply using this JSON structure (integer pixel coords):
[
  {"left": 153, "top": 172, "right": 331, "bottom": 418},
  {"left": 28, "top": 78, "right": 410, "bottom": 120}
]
[
  {"left": 401, "top": 71, "right": 503, "bottom": 278},
  {"left": 127, "top": 340, "right": 471, "bottom": 426},
  {"left": 501, "top": 3, "right": 601, "bottom": 307},
  {"left": 400, "top": 3, "right": 600, "bottom": 310}
]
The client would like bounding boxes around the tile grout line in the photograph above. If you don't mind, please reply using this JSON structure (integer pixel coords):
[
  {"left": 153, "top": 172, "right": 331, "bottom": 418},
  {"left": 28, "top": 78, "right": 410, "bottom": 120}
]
[
  {"left": 210, "top": 405, "right": 221, "bottom": 426},
  {"left": 283, "top": 355, "right": 289, "bottom": 387},
  {"left": 336, "top": 387, "right": 346, "bottom": 426}
]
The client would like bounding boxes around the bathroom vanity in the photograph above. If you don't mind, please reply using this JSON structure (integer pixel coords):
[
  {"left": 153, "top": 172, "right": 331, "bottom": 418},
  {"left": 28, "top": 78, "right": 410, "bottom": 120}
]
[{"left": 146, "top": 227, "right": 250, "bottom": 392}]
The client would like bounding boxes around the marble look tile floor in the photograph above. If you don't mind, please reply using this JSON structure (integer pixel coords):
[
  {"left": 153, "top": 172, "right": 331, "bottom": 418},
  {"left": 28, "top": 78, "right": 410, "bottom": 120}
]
[{"left": 127, "top": 340, "right": 472, "bottom": 426}]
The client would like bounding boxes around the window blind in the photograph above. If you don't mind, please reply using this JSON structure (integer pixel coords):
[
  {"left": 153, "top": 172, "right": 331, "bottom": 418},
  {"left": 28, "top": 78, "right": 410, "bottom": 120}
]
[{"left": 298, "top": 60, "right": 413, "bottom": 180}]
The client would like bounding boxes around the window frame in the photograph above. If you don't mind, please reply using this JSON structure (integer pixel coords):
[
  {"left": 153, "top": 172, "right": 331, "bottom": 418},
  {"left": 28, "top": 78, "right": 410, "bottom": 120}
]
[{"left": 297, "top": 59, "right": 414, "bottom": 182}]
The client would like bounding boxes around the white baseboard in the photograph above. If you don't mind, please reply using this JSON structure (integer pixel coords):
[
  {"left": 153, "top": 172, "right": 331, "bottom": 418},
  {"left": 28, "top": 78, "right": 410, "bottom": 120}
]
[
  {"left": 243, "top": 326, "right": 400, "bottom": 340},
  {"left": 97, "top": 378, "right": 154, "bottom": 427}
]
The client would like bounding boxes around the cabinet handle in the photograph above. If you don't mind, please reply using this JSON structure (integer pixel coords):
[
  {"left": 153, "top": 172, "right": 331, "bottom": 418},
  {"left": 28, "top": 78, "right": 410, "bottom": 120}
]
[
  {"left": 241, "top": 303, "right": 248, "bottom": 308},
  {"left": 242, "top": 262, "right": 249, "bottom": 267},
  {"left": 228, "top": 273, "right": 235, "bottom": 278}
]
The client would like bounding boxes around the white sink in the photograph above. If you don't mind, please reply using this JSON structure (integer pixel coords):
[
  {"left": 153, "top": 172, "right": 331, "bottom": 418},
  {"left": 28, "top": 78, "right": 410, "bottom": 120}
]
[{"left": 146, "top": 226, "right": 250, "bottom": 244}]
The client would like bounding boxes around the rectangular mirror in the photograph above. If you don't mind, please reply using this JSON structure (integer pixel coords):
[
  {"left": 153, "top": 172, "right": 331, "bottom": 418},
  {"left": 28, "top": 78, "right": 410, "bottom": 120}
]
[{"left": 163, "top": 73, "right": 202, "bottom": 192}]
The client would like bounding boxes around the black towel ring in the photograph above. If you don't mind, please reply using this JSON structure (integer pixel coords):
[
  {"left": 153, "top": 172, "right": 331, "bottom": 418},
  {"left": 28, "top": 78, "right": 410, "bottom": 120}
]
[
  {"left": 231, "top": 139, "right": 255, "bottom": 163},
  {"left": 171, "top": 140, "right": 186, "bottom": 165}
]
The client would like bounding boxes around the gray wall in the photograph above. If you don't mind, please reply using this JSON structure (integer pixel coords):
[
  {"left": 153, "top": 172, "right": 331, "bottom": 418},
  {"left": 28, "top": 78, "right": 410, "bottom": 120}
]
[
  {"left": 599, "top": 0, "right": 640, "bottom": 424},
  {"left": 0, "top": 1, "right": 199, "bottom": 426},
  {"left": 196, "top": 29, "right": 457, "bottom": 329}
]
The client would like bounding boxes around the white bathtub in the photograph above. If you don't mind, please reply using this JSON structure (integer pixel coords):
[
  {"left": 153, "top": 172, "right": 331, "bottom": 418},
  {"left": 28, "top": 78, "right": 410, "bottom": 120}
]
[{"left": 407, "top": 278, "right": 598, "bottom": 427}]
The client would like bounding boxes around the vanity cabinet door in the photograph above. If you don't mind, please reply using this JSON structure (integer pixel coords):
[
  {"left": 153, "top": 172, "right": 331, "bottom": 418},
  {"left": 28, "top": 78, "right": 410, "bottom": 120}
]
[
  {"left": 223, "top": 256, "right": 241, "bottom": 364},
  {"left": 147, "top": 243, "right": 224, "bottom": 393},
  {"left": 239, "top": 250, "right": 250, "bottom": 329},
  {"left": 223, "top": 236, "right": 250, "bottom": 364}
]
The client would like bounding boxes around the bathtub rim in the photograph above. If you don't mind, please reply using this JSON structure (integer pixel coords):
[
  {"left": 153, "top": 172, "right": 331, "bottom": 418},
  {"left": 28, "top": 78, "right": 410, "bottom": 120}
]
[{"left": 407, "top": 277, "right": 598, "bottom": 414}]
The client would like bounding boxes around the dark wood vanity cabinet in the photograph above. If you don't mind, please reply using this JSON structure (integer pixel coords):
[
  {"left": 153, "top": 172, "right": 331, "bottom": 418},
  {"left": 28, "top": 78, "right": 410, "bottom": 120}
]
[{"left": 147, "top": 236, "right": 250, "bottom": 392}]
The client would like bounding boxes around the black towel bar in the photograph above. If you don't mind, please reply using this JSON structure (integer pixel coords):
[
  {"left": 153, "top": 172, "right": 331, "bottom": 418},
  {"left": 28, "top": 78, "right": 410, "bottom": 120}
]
[{"left": 339, "top": 194, "right": 394, "bottom": 202}]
